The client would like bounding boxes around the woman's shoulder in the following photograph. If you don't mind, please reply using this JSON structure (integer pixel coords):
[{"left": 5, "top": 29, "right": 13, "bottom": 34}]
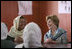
[
  {"left": 8, "top": 26, "right": 15, "bottom": 35},
  {"left": 10, "top": 26, "right": 14, "bottom": 29},
  {"left": 58, "top": 28, "right": 67, "bottom": 33},
  {"left": 9, "top": 26, "right": 16, "bottom": 31},
  {"left": 45, "top": 30, "right": 51, "bottom": 36}
]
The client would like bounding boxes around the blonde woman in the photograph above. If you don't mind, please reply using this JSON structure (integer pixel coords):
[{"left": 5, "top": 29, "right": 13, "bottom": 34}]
[{"left": 44, "top": 15, "right": 67, "bottom": 44}]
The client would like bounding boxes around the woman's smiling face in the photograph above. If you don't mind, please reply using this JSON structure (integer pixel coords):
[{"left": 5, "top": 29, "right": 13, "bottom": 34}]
[{"left": 47, "top": 19, "right": 54, "bottom": 30}]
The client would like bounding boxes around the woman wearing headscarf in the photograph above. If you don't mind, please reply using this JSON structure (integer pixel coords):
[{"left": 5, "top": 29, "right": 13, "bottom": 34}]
[
  {"left": 44, "top": 15, "right": 68, "bottom": 44},
  {"left": 7, "top": 16, "right": 27, "bottom": 44},
  {"left": 1, "top": 22, "right": 16, "bottom": 48},
  {"left": 15, "top": 22, "right": 43, "bottom": 48}
]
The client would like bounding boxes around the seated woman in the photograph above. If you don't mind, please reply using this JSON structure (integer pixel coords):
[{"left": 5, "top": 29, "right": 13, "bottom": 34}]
[
  {"left": 15, "top": 22, "right": 43, "bottom": 48},
  {"left": 44, "top": 15, "right": 67, "bottom": 44},
  {"left": 7, "top": 16, "right": 27, "bottom": 44},
  {"left": 1, "top": 22, "right": 16, "bottom": 48}
]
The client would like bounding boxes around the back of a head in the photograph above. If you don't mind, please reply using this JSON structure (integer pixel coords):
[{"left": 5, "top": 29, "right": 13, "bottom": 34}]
[
  {"left": 1, "top": 22, "right": 8, "bottom": 40},
  {"left": 23, "top": 22, "right": 42, "bottom": 48}
]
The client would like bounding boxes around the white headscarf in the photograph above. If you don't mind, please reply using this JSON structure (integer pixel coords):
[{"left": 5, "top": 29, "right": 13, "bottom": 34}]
[
  {"left": 23, "top": 22, "right": 42, "bottom": 48},
  {"left": 13, "top": 15, "right": 21, "bottom": 30},
  {"left": 8, "top": 16, "right": 24, "bottom": 38},
  {"left": 1, "top": 22, "right": 8, "bottom": 40}
]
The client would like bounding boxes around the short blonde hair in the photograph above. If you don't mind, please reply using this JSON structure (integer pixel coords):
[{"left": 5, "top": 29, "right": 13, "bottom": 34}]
[{"left": 46, "top": 15, "right": 59, "bottom": 28}]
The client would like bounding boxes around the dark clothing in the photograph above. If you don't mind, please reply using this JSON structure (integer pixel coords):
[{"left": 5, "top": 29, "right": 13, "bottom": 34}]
[
  {"left": 6, "top": 35, "right": 15, "bottom": 42},
  {"left": 1, "top": 40, "right": 16, "bottom": 48}
]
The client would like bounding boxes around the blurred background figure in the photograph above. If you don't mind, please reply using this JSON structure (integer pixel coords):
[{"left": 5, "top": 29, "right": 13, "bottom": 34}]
[{"left": 1, "top": 22, "right": 16, "bottom": 48}]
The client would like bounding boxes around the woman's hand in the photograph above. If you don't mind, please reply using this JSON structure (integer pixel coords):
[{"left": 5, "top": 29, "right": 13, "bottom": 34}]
[
  {"left": 14, "top": 36, "right": 23, "bottom": 44},
  {"left": 44, "top": 38, "right": 52, "bottom": 44},
  {"left": 44, "top": 38, "right": 56, "bottom": 44}
]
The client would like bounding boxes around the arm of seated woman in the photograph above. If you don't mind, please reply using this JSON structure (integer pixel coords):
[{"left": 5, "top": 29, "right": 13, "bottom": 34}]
[
  {"left": 14, "top": 36, "right": 23, "bottom": 44},
  {"left": 44, "top": 38, "right": 57, "bottom": 44}
]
